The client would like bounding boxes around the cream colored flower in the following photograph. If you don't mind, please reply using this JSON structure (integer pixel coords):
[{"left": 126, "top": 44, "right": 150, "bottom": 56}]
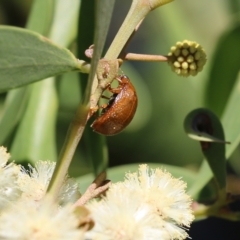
[
  {"left": 120, "top": 165, "right": 194, "bottom": 226},
  {"left": 0, "top": 197, "right": 84, "bottom": 240},
  {"left": 86, "top": 190, "right": 168, "bottom": 240},
  {"left": 0, "top": 146, "right": 10, "bottom": 167},
  {"left": 0, "top": 146, "right": 21, "bottom": 210},
  {"left": 17, "top": 160, "right": 81, "bottom": 207},
  {"left": 86, "top": 164, "right": 194, "bottom": 240}
]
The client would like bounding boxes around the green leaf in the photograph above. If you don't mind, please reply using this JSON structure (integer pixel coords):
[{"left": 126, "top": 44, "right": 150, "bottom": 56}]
[
  {"left": 205, "top": 23, "right": 240, "bottom": 116},
  {"left": 76, "top": 0, "right": 115, "bottom": 175},
  {"left": 189, "top": 75, "right": 240, "bottom": 197},
  {"left": 10, "top": 78, "right": 58, "bottom": 163},
  {"left": 184, "top": 108, "right": 227, "bottom": 190},
  {"left": 57, "top": 72, "right": 82, "bottom": 111},
  {"left": 77, "top": 0, "right": 95, "bottom": 91},
  {"left": 49, "top": 0, "right": 81, "bottom": 47},
  {"left": 26, "top": 0, "right": 55, "bottom": 35},
  {"left": 83, "top": 0, "right": 115, "bottom": 103},
  {"left": 85, "top": 0, "right": 115, "bottom": 174},
  {"left": 227, "top": 0, "right": 240, "bottom": 14},
  {"left": 0, "top": 88, "right": 28, "bottom": 144},
  {"left": 222, "top": 73, "right": 240, "bottom": 172},
  {"left": 94, "top": 0, "right": 115, "bottom": 60},
  {"left": 0, "top": 0, "right": 56, "bottom": 146},
  {"left": 76, "top": 163, "right": 196, "bottom": 193},
  {"left": 188, "top": 162, "right": 211, "bottom": 198},
  {"left": 0, "top": 26, "right": 82, "bottom": 92}
]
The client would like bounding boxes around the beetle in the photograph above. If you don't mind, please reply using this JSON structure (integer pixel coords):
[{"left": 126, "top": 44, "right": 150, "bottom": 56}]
[{"left": 91, "top": 75, "right": 138, "bottom": 136}]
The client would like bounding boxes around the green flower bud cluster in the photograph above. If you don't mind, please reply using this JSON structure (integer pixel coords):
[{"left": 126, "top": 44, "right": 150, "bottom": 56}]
[{"left": 168, "top": 40, "right": 207, "bottom": 77}]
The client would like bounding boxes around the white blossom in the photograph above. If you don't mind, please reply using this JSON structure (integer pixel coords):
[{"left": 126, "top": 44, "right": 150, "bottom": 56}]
[
  {"left": 0, "top": 197, "right": 84, "bottom": 240},
  {"left": 0, "top": 147, "right": 21, "bottom": 210}
]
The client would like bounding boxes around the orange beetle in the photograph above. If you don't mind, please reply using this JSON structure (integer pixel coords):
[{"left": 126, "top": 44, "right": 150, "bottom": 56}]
[{"left": 91, "top": 75, "right": 138, "bottom": 136}]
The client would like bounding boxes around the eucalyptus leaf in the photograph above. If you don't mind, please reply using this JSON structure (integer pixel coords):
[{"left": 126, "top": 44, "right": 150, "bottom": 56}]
[
  {"left": 78, "top": 0, "right": 115, "bottom": 175},
  {"left": 77, "top": 1, "right": 102, "bottom": 176},
  {"left": 189, "top": 74, "right": 240, "bottom": 197},
  {"left": 10, "top": 78, "right": 58, "bottom": 163},
  {"left": 184, "top": 108, "right": 227, "bottom": 190},
  {"left": 26, "top": 0, "right": 54, "bottom": 35},
  {"left": 222, "top": 73, "right": 240, "bottom": 159},
  {"left": 0, "top": 26, "right": 83, "bottom": 92},
  {"left": 222, "top": 73, "right": 240, "bottom": 172},
  {"left": 205, "top": 23, "right": 240, "bottom": 116},
  {"left": 83, "top": 0, "right": 115, "bottom": 103},
  {"left": 0, "top": 0, "right": 56, "bottom": 146},
  {"left": 0, "top": 88, "right": 28, "bottom": 144},
  {"left": 49, "top": 0, "right": 81, "bottom": 47},
  {"left": 188, "top": 161, "right": 212, "bottom": 198}
]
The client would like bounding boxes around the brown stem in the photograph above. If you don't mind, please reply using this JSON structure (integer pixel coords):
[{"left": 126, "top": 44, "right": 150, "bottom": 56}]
[
  {"left": 73, "top": 172, "right": 111, "bottom": 207},
  {"left": 122, "top": 52, "right": 169, "bottom": 62}
]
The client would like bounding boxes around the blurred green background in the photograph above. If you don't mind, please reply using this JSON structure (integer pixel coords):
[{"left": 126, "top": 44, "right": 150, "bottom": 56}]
[
  {"left": 0, "top": 0, "right": 238, "bottom": 177},
  {"left": 2, "top": 1, "right": 240, "bottom": 238}
]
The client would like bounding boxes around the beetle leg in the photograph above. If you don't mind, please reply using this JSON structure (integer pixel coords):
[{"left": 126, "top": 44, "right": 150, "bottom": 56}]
[
  {"left": 101, "top": 95, "right": 110, "bottom": 100},
  {"left": 100, "top": 103, "right": 108, "bottom": 109},
  {"left": 89, "top": 96, "right": 108, "bottom": 118},
  {"left": 108, "top": 85, "right": 121, "bottom": 94},
  {"left": 107, "top": 74, "right": 128, "bottom": 93}
]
